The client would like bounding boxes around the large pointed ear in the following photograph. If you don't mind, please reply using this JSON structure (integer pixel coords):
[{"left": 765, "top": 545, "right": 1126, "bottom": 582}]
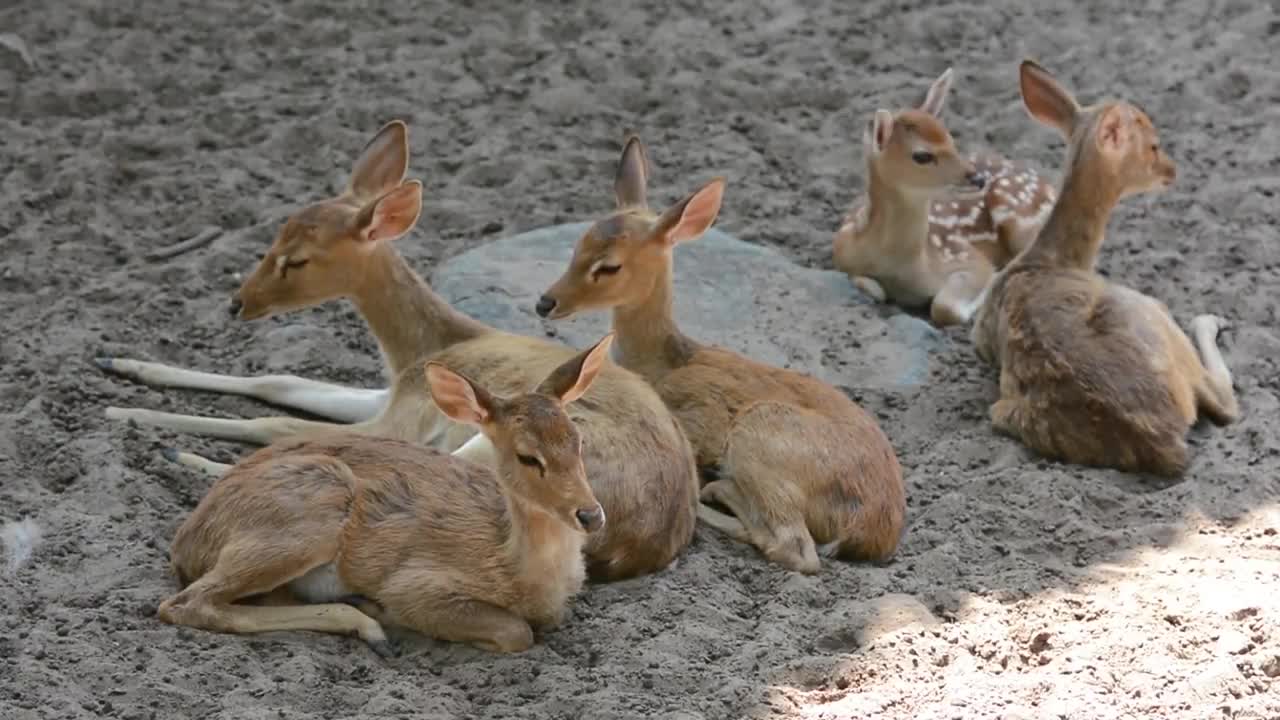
[
  {"left": 615, "top": 135, "right": 650, "bottom": 209},
  {"left": 867, "top": 109, "right": 895, "bottom": 155},
  {"left": 1019, "top": 60, "right": 1080, "bottom": 137},
  {"left": 425, "top": 362, "right": 498, "bottom": 426},
  {"left": 653, "top": 178, "right": 725, "bottom": 247},
  {"left": 347, "top": 120, "right": 409, "bottom": 200},
  {"left": 919, "top": 67, "right": 954, "bottom": 117},
  {"left": 1094, "top": 104, "right": 1133, "bottom": 158},
  {"left": 354, "top": 180, "right": 422, "bottom": 244},
  {"left": 537, "top": 333, "right": 614, "bottom": 406}
]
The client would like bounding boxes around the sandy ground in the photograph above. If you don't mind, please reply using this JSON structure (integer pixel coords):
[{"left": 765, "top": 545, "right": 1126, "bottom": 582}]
[{"left": 2, "top": 1, "right": 1279, "bottom": 718}]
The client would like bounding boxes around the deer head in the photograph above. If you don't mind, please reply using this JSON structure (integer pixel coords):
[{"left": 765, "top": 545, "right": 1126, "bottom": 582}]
[
  {"left": 425, "top": 334, "right": 615, "bottom": 534},
  {"left": 536, "top": 136, "right": 724, "bottom": 320},
  {"left": 229, "top": 121, "right": 423, "bottom": 320}
]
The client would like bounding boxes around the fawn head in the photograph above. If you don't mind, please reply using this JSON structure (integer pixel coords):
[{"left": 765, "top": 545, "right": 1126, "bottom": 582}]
[
  {"left": 424, "top": 334, "right": 615, "bottom": 534},
  {"left": 536, "top": 136, "right": 724, "bottom": 320},
  {"left": 229, "top": 121, "right": 423, "bottom": 320},
  {"left": 866, "top": 68, "right": 985, "bottom": 196},
  {"left": 1019, "top": 60, "right": 1175, "bottom": 198}
]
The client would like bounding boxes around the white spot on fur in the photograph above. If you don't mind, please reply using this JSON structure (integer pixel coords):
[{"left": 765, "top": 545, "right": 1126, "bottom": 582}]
[{"left": 3, "top": 520, "right": 42, "bottom": 574}]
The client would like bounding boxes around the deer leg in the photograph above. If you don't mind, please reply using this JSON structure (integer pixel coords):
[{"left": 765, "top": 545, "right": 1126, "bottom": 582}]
[
  {"left": 161, "top": 447, "right": 232, "bottom": 477},
  {"left": 851, "top": 276, "right": 887, "bottom": 303},
  {"left": 930, "top": 268, "right": 991, "bottom": 327},
  {"left": 104, "top": 407, "right": 356, "bottom": 445},
  {"left": 1189, "top": 314, "right": 1239, "bottom": 425},
  {"left": 96, "top": 358, "right": 388, "bottom": 423},
  {"left": 158, "top": 541, "right": 394, "bottom": 657},
  {"left": 382, "top": 593, "right": 534, "bottom": 654}
]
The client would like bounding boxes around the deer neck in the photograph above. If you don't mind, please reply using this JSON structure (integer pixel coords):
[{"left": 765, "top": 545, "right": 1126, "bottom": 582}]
[
  {"left": 498, "top": 484, "right": 583, "bottom": 583},
  {"left": 350, "top": 244, "right": 490, "bottom": 379},
  {"left": 859, "top": 162, "right": 933, "bottom": 261},
  {"left": 610, "top": 255, "right": 695, "bottom": 381},
  {"left": 1016, "top": 149, "right": 1120, "bottom": 272}
]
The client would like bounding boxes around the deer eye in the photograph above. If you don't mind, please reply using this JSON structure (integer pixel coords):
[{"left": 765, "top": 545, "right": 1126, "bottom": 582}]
[
  {"left": 516, "top": 453, "right": 543, "bottom": 471},
  {"left": 911, "top": 151, "right": 937, "bottom": 165},
  {"left": 281, "top": 258, "right": 309, "bottom": 278},
  {"left": 593, "top": 264, "right": 621, "bottom": 280}
]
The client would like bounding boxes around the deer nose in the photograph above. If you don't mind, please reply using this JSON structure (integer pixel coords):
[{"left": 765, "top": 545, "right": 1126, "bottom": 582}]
[
  {"left": 228, "top": 297, "right": 244, "bottom": 318},
  {"left": 575, "top": 504, "right": 605, "bottom": 533},
  {"left": 535, "top": 295, "right": 557, "bottom": 318},
  {"left": 966, "top": 171, "right": 986, "bottom": 189}
]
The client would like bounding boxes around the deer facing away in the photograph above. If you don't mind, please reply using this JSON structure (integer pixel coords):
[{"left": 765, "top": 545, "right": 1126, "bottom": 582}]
[
  {"left": 535, "top": 136, "right": 907, "bottom": 574},
  {"left": 970, "top": 60, "right": 1239, "bottom": 476},
  {"left": 833, "top": 68, "right": 1057, "bottom": 326},
  {"left": 99, "top": 120, "right": 700, "bottom": 582},
  {"left": 158, "top": 335, "right": 613, "bottom": 656}
]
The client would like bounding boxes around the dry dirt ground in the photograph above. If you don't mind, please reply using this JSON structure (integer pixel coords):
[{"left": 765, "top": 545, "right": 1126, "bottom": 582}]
[{"left": 2, "top": 1, "right": 1279, "bottom": 719}]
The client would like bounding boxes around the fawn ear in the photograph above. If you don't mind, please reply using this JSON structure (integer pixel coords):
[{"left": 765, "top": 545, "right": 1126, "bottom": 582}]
[
  {"left": 615, "top": 135, "right": 650, "bottom": 209},
  {"left": 426, "top": 362, "right": 497, "bottom": 426},
  {"left": 1094, "top": 104, "right": 1133, "bottom": 158},
  {"left": 1019, "top": 60, "right": 1080, "bottom": 137},
  {"left": 538, "top": 333, "right": 614, "bottom": 406},
  {"left": 654, "top": 178, "right": 725, "bottom": 247},
  {"left": 919, "top": 67, "right": 954, "bottom": 117},
  {"left": 348, "top": 120, "right": 409, "bottom": 200},
  {"left": 868, "top": 110, "right": 895, "bottom": 155},
  {"left": 355, "top": 180, "right": 422, "bottom": 244}
]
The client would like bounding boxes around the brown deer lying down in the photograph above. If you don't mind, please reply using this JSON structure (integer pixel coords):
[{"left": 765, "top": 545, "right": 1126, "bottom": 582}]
[
  {"left": 970, "top": 61, "right": 1239, "bottom": 476},
  {"left": 535, "top": 136, "right": 906, "bottom": 574},
  {"left": 158, "top": 336, "right": 614, "bottom": 656},
  {"left": 98, "top": 121, "right": 699, "bottom": 582},
  {"left": 833, "top": 67, "right": 1056, "bottom": 326}
]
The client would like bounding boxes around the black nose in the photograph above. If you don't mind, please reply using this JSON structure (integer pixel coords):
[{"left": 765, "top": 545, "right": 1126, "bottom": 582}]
[
  {"left": 966, "top": 172, "right": 986, "bottom": 189},
  {"left": 535, "top": 295, "right": 557, "bottom": 318},
  {"left": 228, "top": 297, "right": 243, "bottom": 318},
  {"left": 575, "top": 505, "right": 605, "bottom": 532}
]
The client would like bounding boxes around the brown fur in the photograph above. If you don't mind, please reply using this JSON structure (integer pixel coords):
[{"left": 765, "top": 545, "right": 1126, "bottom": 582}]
[
  {"left": 538, "top": 136, "right": 906, "bottom": 574},
  {"left": 105, "top": 121, "right": 700, "bottom": 582},
  {"left": 159, "top": 338, "right": 613, "bottom": 656},
  {"left": 833, "top": 68, "right": 1056, "bottom": 326},
  {"left": 970, "top": 61, "right": 1239, "bottom": 477}
]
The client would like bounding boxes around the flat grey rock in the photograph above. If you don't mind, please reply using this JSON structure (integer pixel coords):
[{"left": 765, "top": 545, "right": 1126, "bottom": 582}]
[{"left": 431, "top": 223, "right": 942, "bottom": 391}]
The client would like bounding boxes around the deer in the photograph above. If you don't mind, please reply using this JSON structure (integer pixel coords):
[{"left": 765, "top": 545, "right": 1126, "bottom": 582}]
[
  {"left": 98, "top": 120, "right": 700, "bottom": 582},
  {"left": 534, "top": 135, "right": 906, "bottom": 574},
  {"left": 833, "top": 67, "right": 1058, "bottom": 326},
  {"left": 157, "top": 335, "right": 613, "bottom": 656},
  {"left": 969, "top": 60, "right": 1239, "bottom": 476}
]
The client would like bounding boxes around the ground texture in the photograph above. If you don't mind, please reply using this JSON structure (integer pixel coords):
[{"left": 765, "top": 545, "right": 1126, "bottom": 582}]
[{"left": 1, "top": 1, "right": 1279, "bottom": 719}]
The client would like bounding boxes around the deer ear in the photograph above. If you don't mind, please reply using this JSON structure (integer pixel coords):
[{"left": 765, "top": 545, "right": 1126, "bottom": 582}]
[
  {"left": 1095, "top": 105, "right": 1132, "bottom": 157},
  {"left": 615, "top": 135, "right": 650, "bottom": 209},
  {"left": 538, "top": 334, "right": 614, "bottom": 406},
  {"left": 348, "top": 121, "right": 409, "bottom": 200},
  {"left": 1019, "top": 60, "right": 1080, "bottom": 137},
  {"left": 355, "top": 180, "right": 422, "bottom": 245},
  {"left": 654, "top": 178, "right": 725, "bottom": 247},
  {"left": 868, "top": 110, "right": 895, "bottom": 155},
  {"left": 426, "top": 362, "right": 496, "bottom": 426},
  {"left": 920, "top": 67, "right": 953, "bottom": 117}
]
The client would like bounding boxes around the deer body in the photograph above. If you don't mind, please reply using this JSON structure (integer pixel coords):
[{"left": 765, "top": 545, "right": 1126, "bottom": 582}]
[
  {"left": 833, "top": 69, "right": 1056, "bottom": 326},
  {"left": 970, "top": 61, "right": 1238, "bottom": 476},
  {"left": 101, "top": 121, "right": 699, "bottom": 582},
  {"left": 537, "top": 137, "right": 906, "bottom": 574},
  {"left": 159, "top": 337, "right": 615, "bottom": 655}
]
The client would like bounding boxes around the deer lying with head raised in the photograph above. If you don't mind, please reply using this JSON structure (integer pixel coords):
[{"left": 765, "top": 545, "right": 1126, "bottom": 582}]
[
  {"left": 535, "top": 136, "right": 906, "bottom": 574},
  {"left": 834, "top": 68, "right": 1057, "bottom": 326},
  {"left": 98, "top": 121, "right": 699, "bottom": 582},
  {"left": 158, "top": 336, "right": 612, "bottom": 656},
  {"left": 970, "top": 61, "right": 1239, "bottom": 476}
]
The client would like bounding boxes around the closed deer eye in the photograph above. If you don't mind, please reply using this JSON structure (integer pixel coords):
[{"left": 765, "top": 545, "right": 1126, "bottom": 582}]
[
  {"left": 911, "top": 151, "right": 937, "bottom": 165},
  {"left": 281, "top": 258, "right": 309, "bottom": 278},
  {"left": 593, "top": 264, "right": 621, "bottom": 279},
  {"left": 516, "top": 453, "right": 543, "bottom": 471}
]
